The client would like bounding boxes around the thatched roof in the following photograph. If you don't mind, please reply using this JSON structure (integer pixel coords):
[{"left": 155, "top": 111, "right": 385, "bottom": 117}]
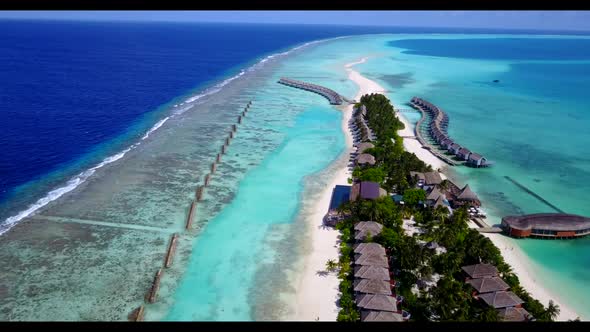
[
  {"left": 353, "top": 243, "right": 386, "bottom": 256},
  {"left": 423, "top": 172, "right": 443, "bottom": 185},
  {"left": 478, "top": 291, "right": 524, "bottom": 309},
  {"left": 356, "top": 153, "right": 376, "bottom": 165},
  {"left": 468, "top": 152, "right": 484, "bottom": 161},
  {"left": 497, "top": 307, "right": 532, "bottom": 322},
  {"left": 354, "top": 265, "right": 391, "bottom": 281},
  {"left": 354, "top": 279, "right": 392, "bottom": 295},
  {"left": 410, "top": 171, "right": 425, "bottom": 182},
  {"left": 355, "top": 221, "right": 383, "bottom": 234},
  {"left": 467, "top": 277, "right": 510, "bottom": 294},
  {"left": 361, "top": 310, "right": 404, "bottom": 322},
  {"left": 355, "top": 294, "right": 397, "bottom": 311},
  {"left": 502, "top": 213, "right": 590, "bottom": 232},
  {"left": 354, "top": 253, "right": 389, "bottom": 268},
  {"left": 433, "top": 195, "right": 445, "bottom": 208},
  {"left": 461, "top": 263, "right": 498, "bottom": 279},
  {"left": 357, "top": 142, "right": 375, "bottom": 154},
  {"left": 457, "top": 184, "right": 479, "bottom": 201},
  {"left": 427, "top": 186, "right": 442, "bottom": 201}
]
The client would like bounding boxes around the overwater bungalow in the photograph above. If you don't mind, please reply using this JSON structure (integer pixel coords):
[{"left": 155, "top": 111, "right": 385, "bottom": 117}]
[
  {"left": 501, "top": 213, "right": 590, "bottom": 239},
  {"left": 467, "top": 152, "right": 487, "bottom": 167},
  {"left": 456, "top": 147, "right": 472, "bottom": 161},
  {"left": 448, "top": 143, "right": 462, "bottom": 155},
  {"left": 440, "top": 138, "right": 452, "bottom": 149}
]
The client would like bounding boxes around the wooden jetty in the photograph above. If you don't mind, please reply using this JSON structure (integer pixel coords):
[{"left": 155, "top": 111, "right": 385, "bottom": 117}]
[
  {"left": 410, "top": 97, "right": 492, "bottom": 168},
  {"left": 164, "top": 233, "right": 179, "bottom": 268},
  {"left": 278, "top": 77, "right": 344, "bottom": 105},
  {"left": 409, "top": 105, "right": 459, "bottom": 166},
  {"left": 147, "top": 269, "right": 163, "bottom": 303}
]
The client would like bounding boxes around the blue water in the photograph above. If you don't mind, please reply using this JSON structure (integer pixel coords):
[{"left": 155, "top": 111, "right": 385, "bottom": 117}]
[
  {"left": 0, "top": 20, "right": 393, "bottom": 216},
  {"left": 3, "top": 21, "right": 590, "bottom": 321}
]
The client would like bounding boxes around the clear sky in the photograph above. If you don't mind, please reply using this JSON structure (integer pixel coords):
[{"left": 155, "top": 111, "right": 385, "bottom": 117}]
[{"left": 1, "top": 11, "right": 590, "bottom": 31}]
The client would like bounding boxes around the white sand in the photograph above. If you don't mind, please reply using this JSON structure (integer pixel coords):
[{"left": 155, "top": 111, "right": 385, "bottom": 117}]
[
  {"left": 291, "top": 57, "right": 580, "bottom": 322},
  {"left": 288, "top": 57, "right": 384, "bottom": 321},
  {"left": 481, "top": 231, "right": 581, "bottom": 321}
]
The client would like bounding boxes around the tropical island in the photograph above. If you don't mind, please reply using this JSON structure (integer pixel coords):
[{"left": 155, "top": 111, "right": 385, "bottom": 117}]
[{"left": 328, "top": 93, "right": 563, "bottom": 322}]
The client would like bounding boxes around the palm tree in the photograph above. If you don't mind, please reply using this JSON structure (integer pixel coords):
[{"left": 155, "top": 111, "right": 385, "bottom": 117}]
[
  {"left": 325, "top": 259, "right": 339, "bottom": 272},
  {"left": 544, "top": 300, "right": 560, "bottom": 321}
]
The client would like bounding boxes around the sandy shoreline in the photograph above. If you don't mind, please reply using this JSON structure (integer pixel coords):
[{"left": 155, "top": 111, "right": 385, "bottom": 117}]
[
  {"left": 289, "top": 57, "right": 580, "bottom": 321},
  {"left": 287, "top": 57, "right": 384, "bottom": 321}
]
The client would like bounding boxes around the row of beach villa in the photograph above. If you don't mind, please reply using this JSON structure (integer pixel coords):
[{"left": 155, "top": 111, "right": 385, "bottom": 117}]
[{"left": 410, "top": 97, "right": 492, "bottom": 168}]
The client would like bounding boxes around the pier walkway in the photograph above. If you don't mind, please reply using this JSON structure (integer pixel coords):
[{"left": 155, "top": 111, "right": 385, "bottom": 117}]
[
  {"left": 278, "top": 77, "right": 346, "bottom": 105},
  {"left": 407, "top": 106, "right": 460, "bottom": 166}
]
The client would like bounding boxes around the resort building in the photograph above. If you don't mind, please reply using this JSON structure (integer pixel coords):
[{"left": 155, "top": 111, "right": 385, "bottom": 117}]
[
  {"left": 354, "top": 279, "right": 393, "bottom": 296},
  {"left": 497, "top": 307, "right": 534, "bottom": 322},
  {"left": 350, "top": 181, "right": 387, "bottom": 201},
  {"left": 456, "top": 147, "right": 472, "bottom": 161},
  {"left": 452, "top": 184, "right": 481, "bottom": 208},
  {"left": 467, "top": 152, "right": 487, "bottom": 168},
  {"left": 356, "top": 153, "right": 376, "bottom": 166},
  {"left": 354, "top": 221, "right": 384, "bottom": 242},
  {"left": 477, "top": 291, "right": 525, "bottom": 309},
  {"left": 360, "top": 310, "right": 404, "bottom": 322},
  {"left": 466, "top": 277, "right": 510, "bottom": 295},
  {"left": 410, "top": 171, "right": 443, "bottom": 189},
  {"left": 354, "top": 242, "right": 387, "bottom": 256},
  {"left": 356, "top": 294, "right": 397, "bottom": 313},
  {"left": 501, "top": 213, "right": 590, "bottom": 239},
  {"left": 355, "top": 265, "right": 391, "bottom": 281},
  {"left": 354, "top": 252, "right": 389, "bottom": 268},
  {"left": 356, "top": 142, "right": 375, "bottom": 154},
  {"left": 461, "top": 263, "right": 498, "bottom": 280}
]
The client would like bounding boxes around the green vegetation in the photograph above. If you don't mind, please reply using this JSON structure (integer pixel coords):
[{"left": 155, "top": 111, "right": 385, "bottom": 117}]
[
  {"left": 403, "top": 188, "right": 427, "bottom": 206},
  {"left": 333, "top": 93, "right": 553, "bottom": 322}
]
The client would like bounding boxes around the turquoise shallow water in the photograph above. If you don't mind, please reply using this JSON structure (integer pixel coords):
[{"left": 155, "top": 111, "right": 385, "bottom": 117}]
[
  {"left": 350, "top": 34, "right": 590, "bottom": 318},
  {"left": 2, "top": 33, "right": 589, "bottom": 321}
]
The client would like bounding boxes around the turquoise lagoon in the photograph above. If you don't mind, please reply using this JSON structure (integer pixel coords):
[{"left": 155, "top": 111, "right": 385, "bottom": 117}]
[{"left": 1, "top": 33, "right": 589, "bottom": 321}]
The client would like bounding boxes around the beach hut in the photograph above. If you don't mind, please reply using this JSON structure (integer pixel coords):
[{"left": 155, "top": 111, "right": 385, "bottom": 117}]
[
  {"left": 361, "top": 310, "right": 404, "bottom": 322},
  {"left": 353, "top": 242, "right": 387, "bottom": 256},
  {"left": 456, "top": 184, "right": 480, "bottom": 204},
  {"left": 354, "top": 265, "right": 391, "bottom": 281},
  {"left": 356, "top": 294, "right": 397, "bottom": 312},
  {"left": 354, "top": 252, "right": 389, "bottom": 268},
  {"left": 478, "top": 291, "right": 525, "bottom": 309},
  {"left": 356, "top": 142, "right": 375, "bottom": 154},
  {"left": 466, "top": 277, "right": 510, "bottom": 294},
  {"left": 355, "top": 221, "right": 384, "bottom": 235},
  {"left": 432, "top": 195, "right": 446, "bottom": 209},
  {"left": 497, "top": 307, "right": 534, "bottom": 322},
  {"left": 354, "top": 279, "right": 392, "bottom": 296},
  {"left": 356, "top": 153, "right": 376, "bottom": 166},
  {"left": 423, "top": 171, "right": 443, "bottom": 186},
  {"left": 461, "top": 263, "right": 499, "bottom": 280}
]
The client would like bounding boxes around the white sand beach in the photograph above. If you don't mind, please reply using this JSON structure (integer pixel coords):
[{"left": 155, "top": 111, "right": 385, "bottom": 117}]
[
  {"left": 291, "top": 57, "right": 580, "bottom": 322},
  {"left": 289, "top": 57, "right": 384, "bottom": 321}
]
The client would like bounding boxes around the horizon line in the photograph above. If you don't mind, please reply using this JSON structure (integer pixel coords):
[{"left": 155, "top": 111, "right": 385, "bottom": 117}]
[{"left": 1, "top": 17, "right": 590, "bottom": 33}]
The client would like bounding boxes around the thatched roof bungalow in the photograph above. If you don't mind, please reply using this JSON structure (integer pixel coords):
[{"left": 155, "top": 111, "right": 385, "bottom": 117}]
[
  {"left": 361, "top": 310, "right": 404, "bottom": 322},
  {"left": 353, "top": 279, "right": 392, "bottom": 295},
  {"left": 353, "top": 242, "right": 387, "bottom": 256},
  {"left": 461, "top": 263, "right": 499, "bottom": 280},
  {"left": 497, "top": 307, "right": 534, "bottom": 322},
  {"left": 356, "top": 153, "right": 376, "bottom": 166},
  {"left": 467, "top": 277, "right": 510, "bottom": 294},
  {"left": 354, "top": 253, "right": 389, "bottom": 268},
  {"left": 355, "top": 293, "right": 397, "bottom": 311},
  {"left": 478, "top": 291, "right": 524, "bottom": 309},
  {"left": 354, "top": 265, "right": 391, "bottom": 281}
]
